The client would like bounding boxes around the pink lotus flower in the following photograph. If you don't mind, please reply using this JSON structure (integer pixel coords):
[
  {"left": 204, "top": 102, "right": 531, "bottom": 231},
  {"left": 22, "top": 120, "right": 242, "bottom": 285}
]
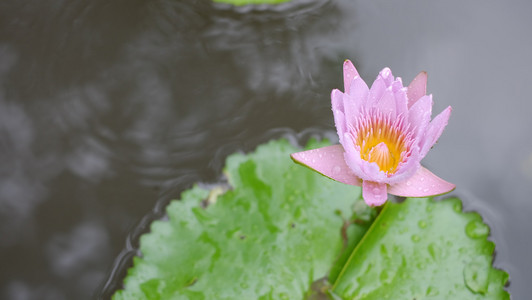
[{"left": 291, "top": 60, "right": 455, "bottom": 206}]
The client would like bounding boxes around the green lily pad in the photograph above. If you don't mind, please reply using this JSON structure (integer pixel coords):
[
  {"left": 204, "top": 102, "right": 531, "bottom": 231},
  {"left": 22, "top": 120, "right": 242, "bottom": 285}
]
[
  {"left": 213, "top": 0, "right": 291, "bottom": 6},
  {"left": 331, "top": 197, "right": 510, "bottom": 299},
  {"left": 113, "top": 139, "right": 370, "bottom": 299},
  {"left": 113, "top": 139, "right": 509, "bottom": 299}
]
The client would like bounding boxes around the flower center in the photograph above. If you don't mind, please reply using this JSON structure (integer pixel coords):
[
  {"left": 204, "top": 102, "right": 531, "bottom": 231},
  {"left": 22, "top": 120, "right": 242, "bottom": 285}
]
[
  {"left": 353, "top": 113, "right": 410, "bottom": 174},
  {"left": 366, "top": 142, "right": 396, "bottom": 172}
]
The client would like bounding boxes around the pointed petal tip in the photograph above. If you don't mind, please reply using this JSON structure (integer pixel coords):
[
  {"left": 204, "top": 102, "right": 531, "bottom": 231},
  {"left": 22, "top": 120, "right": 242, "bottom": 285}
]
[
  {"left": 407, "top": 71, "right": 428, "bottom": 108},
  {"left": 289, "top": 152, "right": 297, "bottom": 162},
  {"left": 343, "top": 59, "right": 356, "bottom": 73},
  {"left": 379, "top": 67, "right": 392, "bottom": 78},
  {"left": 290, "top": 145, "right": 362, "bottom": 187},
  {"left": 331, "top": 88, "right": 343, "bottom": 97},
  {"left": 343, "top": 60, "right": 360, "bottom": 94},
  {"left": 413, "top": 70, "right": 428, "bottom": 81},
  {"left": 388, "top": 167, "right": 455, "bottom": 197}
]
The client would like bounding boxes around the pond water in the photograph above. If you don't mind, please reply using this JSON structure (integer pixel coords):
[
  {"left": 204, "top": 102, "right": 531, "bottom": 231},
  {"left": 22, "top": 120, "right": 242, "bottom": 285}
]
[{"left": 1, "top": 0, "right": 531, "bottom": 299}]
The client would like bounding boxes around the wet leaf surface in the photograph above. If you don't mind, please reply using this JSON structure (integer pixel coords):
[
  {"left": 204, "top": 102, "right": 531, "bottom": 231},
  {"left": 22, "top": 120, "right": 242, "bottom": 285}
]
[
  {"left": 113, "top": 139, "right": 368, "bottom": 299},
  {"left": 213, "top": 0, "right": 291, "bottom": 6},
  {"left": 114, "top": 140, "right": 509, "bottom": 299},
  {"left": 331, "top": 197, "right": 509, "bottom": 299}
]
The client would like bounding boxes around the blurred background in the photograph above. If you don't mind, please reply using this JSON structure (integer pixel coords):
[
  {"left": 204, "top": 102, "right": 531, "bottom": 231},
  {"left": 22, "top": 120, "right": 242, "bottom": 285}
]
[{"left": 1, "top": 0, "right": 531, "bottom": 299}]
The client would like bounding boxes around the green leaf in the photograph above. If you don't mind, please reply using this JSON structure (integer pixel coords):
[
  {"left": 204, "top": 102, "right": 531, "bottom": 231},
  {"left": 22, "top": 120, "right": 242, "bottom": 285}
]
[
  {"left": 212, "top": 0, "right": 291, "bottom": 6},
  {"left": 113, "top": 139, "right": 509, "bottom": 299},
  {"left": 113, "top": 139, "right": 369, "bottom": 299},
  {"left": 331, "top": 197, "right": 510, "bottom": 299}
]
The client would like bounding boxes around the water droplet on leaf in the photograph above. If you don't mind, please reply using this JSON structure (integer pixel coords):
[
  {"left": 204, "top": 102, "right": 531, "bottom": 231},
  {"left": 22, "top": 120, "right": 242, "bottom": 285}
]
[
  {"left": 418, "top": 220, "right": 427, "bottom": 228},
  {"left": 463, "top": 258, "right": 489, "bottom": 294},
  {"left": 426, "top": 286, "right": 439, "bottom": 296},
  {"left": 465, "top": 220, "right": 489, "bottom": 239}
]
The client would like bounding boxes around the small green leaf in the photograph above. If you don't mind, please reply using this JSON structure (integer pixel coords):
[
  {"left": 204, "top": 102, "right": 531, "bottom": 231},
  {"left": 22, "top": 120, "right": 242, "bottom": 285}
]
[
  {"left": 331, "top": 197, "right": 509, "bottom": 299},
  {"left": 213, "top": 0, "right": 291, "bottom": 6},
  {"left": 113, "top": 139, "right": 369, "bottom": 299}
]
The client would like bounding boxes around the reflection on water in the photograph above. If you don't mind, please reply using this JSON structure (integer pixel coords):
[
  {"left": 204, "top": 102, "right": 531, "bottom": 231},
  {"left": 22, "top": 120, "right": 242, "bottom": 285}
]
[{"left": 0, "top": 0, "right": 531, "bottom": 299}]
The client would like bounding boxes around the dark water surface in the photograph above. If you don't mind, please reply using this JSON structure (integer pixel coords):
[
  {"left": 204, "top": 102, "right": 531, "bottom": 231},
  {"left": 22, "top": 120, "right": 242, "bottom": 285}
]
[{"left": 1, "top": 0, "right": 531, "bottom": 299}]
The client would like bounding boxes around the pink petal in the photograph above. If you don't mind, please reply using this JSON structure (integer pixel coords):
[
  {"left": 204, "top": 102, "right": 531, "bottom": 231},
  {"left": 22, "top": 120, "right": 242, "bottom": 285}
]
[
  {"left": 419, "top": 106, "right": 452, "bottom": 158},
  {"left": 343, "top": 60, "right": 359, "bottom": 94},
  {"left": 367, "top": 75, "right": 386, "bottom": 108},
  {"left": 331, "top": 89, "right": 344, "bottom": 113},
  {"left": 393, "top": 83, "right": 409, "bottom": 116},
  {"left": 407, "top": 71, "right": 427, "bottom": 108},
  {"left": 375, "top": 87, "right": 396, "bottom": 118},
  {"left": 342, "top": 133, "right": 365, "bottom": 177},
  {"left": 378, "top": 67, "right": 394, "bottom": 86},
  {"left": 362, "top": 180, "right": 388, "bottom": 206},
  {"left": 388, "top": 166, "right": 455, "bottom": 197},
  {"left": 343, "top": 77, "right": 368, "bottom": 123},
  {"left": 384, "top": 148, "right": 421, "bottom": 184},
  {"left": 331, "top": 89, "right": 346, "bottom": 144},
  {"left": 408, "top": 94, "right": 433, "bottom": 139},
  {"left": 343, "top": 134, "right": 386, "bottom": 182},
  {"left": 290, "top": 145, "right": 361, "bottom": 186},
  {"left": 333, "top": 110, "right": 346, "bottom": 145}
]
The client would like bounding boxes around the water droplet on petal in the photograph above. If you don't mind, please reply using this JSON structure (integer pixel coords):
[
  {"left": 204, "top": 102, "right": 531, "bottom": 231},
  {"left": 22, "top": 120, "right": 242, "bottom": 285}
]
[
  {"left": 406, "top": 180, "right": 412, "bottom": 186},
  {"left": 382, "top": 68, "right": 391, "bottom": 78},
  {"left": 332, "top": 165, "right": 341, "bottom": 175},
  {"left": 420, "top": 177, "right": 425, "bottom": 182}
]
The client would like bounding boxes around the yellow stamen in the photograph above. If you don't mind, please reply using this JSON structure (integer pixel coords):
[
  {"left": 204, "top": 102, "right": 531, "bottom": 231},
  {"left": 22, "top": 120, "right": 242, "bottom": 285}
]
[{"left": 355, "top": 115, "right": 408, "bottom": 174}]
